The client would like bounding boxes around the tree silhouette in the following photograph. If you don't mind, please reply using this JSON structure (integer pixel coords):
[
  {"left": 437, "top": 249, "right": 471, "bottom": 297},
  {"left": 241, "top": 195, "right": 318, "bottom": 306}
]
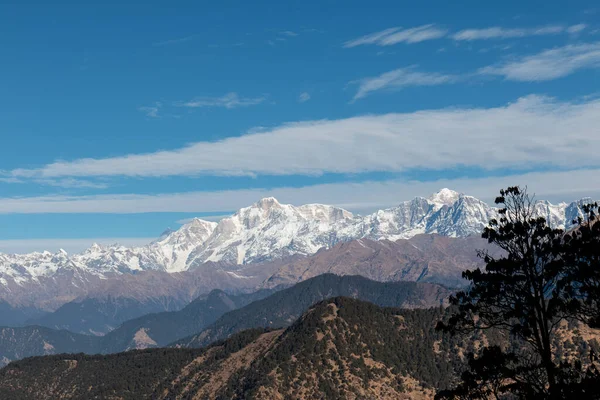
[
  {"left": 437, "top": 186, "right": 600, "bottom": 399},
  {"left": 560, "top": 202, "right": 600, "bottom": 328}
]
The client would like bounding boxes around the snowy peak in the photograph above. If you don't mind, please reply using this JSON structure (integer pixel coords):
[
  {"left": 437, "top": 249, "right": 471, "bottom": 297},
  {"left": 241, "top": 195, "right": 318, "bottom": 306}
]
[
  {"left": 428, "top": 188, "right": 461, "bottom": 208},
  {"left": 255, "top": 197, "right": 282, "bottom": 210},
  {"left": 0, "top": 190, "right": 597, "bottom": 284},
  {"left": 297, "top": 204, "right": 354, "bottom": 223}
]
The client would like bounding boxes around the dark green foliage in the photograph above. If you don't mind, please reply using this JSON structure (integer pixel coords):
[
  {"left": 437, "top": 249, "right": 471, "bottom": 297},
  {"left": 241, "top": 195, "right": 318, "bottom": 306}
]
[
  {"left": 0, "top": 298, "right": 469, "bottom": 399},
  {"left": 0, "top": 328, "right": 270, "bottom": 400},
  {"left": 219, "top": 297, "right": 486, "bottom": 399},
  {"left": 0, "top": 326, "right": 98, "bottom": 367},
  {"left": 0, "top": 296, "right": 593, "bottom": 399},
  {"left": 0, "top": 348, "right": 204, "bottom": 400}
]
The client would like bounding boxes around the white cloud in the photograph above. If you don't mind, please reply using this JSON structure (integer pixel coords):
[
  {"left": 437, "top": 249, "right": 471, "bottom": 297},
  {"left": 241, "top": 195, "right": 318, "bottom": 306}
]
[
  {"left": 0, "top": 238, "right": 154, "bottom": 255},
  {"left": 0, "top": 177, "right": 23, "bottom": 184},
  {"left": 343, "top": 25, "right": 447, "bottom": 47},
  {"left": 352, "top": 67, "right": 457, "bottom": 100},
  {"left": 280, "top": 31, "right": 298, "bottom": 37},
  {"left": 152, "top": 35, "right": 197, "bottom": 47},
  {"left": 6, "top": 96, "right": 600, "bottom": 180},
  {"left": 36, "top": 178, "right": 109, "bottom": 189},
  {"left": 344, "top": 23, "right": 584, "bottom": 46},
  {"left": 0, "top": 169, "right": 599, "bottom": 215},
  {"left": 479, "top": 42, "right": 600, "bottom": 81},
  {"left": 298, "top": 92, "right": 311, "bottom": 103},
  {"left": 0, "top": 177, "right": 108, "bottom": 189},
  {"left": 567, "top": 24, "right": 588, "bottom": 34},
  {"left": 178, "top": 92, "right": 266, "bottom": 109},
  {"left": 452, "top": 24, "right": 575, "bottom": 40},
  {"left": 343, "top": 27, "right": 401, "bottom": 47},
  {"left": 138, "top": 102, "right": 162, "bottom": 118}
]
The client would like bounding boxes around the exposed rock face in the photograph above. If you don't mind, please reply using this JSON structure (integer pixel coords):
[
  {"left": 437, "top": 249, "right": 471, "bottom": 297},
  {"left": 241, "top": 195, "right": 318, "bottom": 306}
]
[{"left": 260, "top": 234, "right": 494, "bottom": 289}]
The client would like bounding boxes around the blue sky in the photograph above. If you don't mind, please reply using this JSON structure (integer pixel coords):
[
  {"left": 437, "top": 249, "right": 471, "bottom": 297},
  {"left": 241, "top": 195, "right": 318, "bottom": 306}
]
[{"left": 1, "top": 0, "right": 599, "bottom": 253}]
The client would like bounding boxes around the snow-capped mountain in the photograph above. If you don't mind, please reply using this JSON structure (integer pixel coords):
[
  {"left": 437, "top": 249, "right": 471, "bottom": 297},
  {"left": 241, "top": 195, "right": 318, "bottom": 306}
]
[{"left": 0, "top": 189, "right": 594, "bottom": 290}]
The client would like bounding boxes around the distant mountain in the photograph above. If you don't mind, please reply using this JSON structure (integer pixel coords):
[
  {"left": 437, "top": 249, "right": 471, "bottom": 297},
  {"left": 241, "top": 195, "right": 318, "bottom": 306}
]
[
  {"left": 0, "top": 275, "right": 450, "bottom": 365},
  {"left": 27, "top": 295, "right": 188, "bottom": 335},
  {"left": 0, "top": 259, "right": 274, "bottom": 312},
  {"left": 0, "top": 300, "right": 46, "bottom": 327},
  {"left": 0, "top": 326, "right": 97, "bottom": 367},
  {"left": 261, "top": 234, "right": 495, "bottom": 289},
  {"left": 98, "top": 287, "right": 276, "bottom": 353},
  {"left": 174, "top": 273, "right": 452, "bottom": 349},
  {"left": 1, "top": 189, "right": 592, "bottom": 311},
  {"left": 0, "top": 287, "right": 276, "bottom": 366}
]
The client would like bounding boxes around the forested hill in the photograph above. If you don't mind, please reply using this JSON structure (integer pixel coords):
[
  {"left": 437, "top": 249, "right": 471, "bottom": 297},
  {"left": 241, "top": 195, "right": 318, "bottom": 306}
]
[
  {"left": 0, "top": 274, "right": 451, "bottom": 366},
  {"left": 0, "top": 297, "right": 597, "bottom": 399},
  {"left": 0, "top": 298, "right": 466, "bottom": 399}
]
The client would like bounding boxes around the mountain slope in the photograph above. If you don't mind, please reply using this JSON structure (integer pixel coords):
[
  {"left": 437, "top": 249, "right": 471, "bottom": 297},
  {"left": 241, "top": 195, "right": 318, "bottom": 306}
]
[
  {"left": 0, "top": 259, "right": 274, "bottom": 312},
  {"left": 1, "top": 189, "right": 589, "bottom": 281},
  {"left": 27, "top": 295, "right": 187, "bottom": 335},
  {"left": 0, "top": 275, "right": 449, "bottom": 365},
  {"left": 174, "top": 273, "right": 452, "bottom": 349},
  {"left": 0, "top": 189, "right": 593, "bottom": 312},
  {"left": 261, "top": 234, "right": 493, "bottom": 288},
  {"left": 1, "top": 298, "right": 597, "bottom": 399},
  {"left": 0, "top": 300, "right": 46, "bottom": 327},
  {"left": 0, "top": 299, "right": 462, "bottom": 399},
  {"left": 99, "top": 287, "right": 276, "bottom": 353},
  {"left": 0, "top": 287, "right": 276, "bottom": 366},
  {"left": 0, "top": 326, "right": 97, "bottom": 367}
]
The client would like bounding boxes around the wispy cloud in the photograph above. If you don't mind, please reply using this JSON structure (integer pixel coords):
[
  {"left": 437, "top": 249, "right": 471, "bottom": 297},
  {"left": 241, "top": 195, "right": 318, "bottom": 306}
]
[
  {"left": 344, "top": 24, "right": 587, "bottom": 47},
  {"left": 567, "top": 24, "right": 588, "bottom": 34},
  {"left": 177, "top": 92, "right": 266, "bottom": 109},
  {"left": 37, "top": 178, "right": 109, "bottom": 189},
  {"left": 352, "top": 67, "right": 457, "bottom": 100},
  {"left": 6, "top": 96, "right": 600, "bottom": 180},
  {"left": 138, "top": 102, "right": 162, "bottom": 118},
  {"left": 152, "top": 35, "right": 198, "bottom": 47},
  {"left": 298, "top": 92, "right": 311, "bottom": 103},
  {"left": 0, "top": 176, "right": 108, "bottom": 189},
  {"left": 0, "top": 177, "right": 23, "bottom": 184},
  {"left": 280, "top": 30, "right": 298, "bottom": 37},
  {"left": 452, "top": 24, "right": 583, "bottom": 41},
  {"left": 1, "top": 168, "right": 599, "bottom": 215},
  {"left": 344, "top": 25, "right": 447, "bottom": 47},
  {"left": 479, "top": 42, "right": 600, "bottom": 81}
]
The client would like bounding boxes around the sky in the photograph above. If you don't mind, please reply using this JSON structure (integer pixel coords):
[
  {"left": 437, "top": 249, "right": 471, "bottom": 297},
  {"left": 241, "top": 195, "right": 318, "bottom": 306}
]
[{"left": 1, "top": 0, "right": 599, "bottom": 253}]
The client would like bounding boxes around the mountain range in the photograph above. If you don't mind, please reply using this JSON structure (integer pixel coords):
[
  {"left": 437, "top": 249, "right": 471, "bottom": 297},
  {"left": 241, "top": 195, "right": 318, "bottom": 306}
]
[
  {"left": 1, "top": 233, "right": 488, "bottom": 335},
  {"left": 0, "top": 274, "right": 451, "bottom": 366},
  {"left": 0, "top": 298, "right": 467, "bottom": 399},
  {"left": 0, "top": 189, "right": 591, "bottom": 313},
  {"left": 173, "top": 273, "right": 452, "bottom": 350},
  {"left": 5, "top": 296, "right": 596, "bottom": 400}
]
